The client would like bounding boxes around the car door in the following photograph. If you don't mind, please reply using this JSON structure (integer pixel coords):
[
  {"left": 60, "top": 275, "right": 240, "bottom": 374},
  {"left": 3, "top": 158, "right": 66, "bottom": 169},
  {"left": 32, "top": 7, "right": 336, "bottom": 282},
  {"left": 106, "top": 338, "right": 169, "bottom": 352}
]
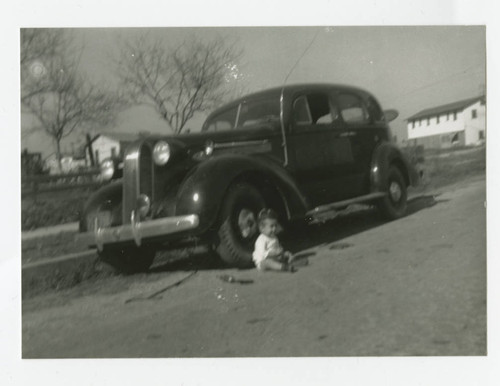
[
  {"left": 333, "top": 91, "right": 385, "bottom": 196},
  {"left": 287, "top": 91, "right": 359, "bottom": 206}
]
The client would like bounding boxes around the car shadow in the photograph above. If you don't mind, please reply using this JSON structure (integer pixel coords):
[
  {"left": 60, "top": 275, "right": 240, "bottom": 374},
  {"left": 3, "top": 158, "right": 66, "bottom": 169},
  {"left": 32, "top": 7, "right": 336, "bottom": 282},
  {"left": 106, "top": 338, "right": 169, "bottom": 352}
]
[
  {"left": 150, "top": 248, "right": 234, "bottom": 273},
  {"left": 406, "top": 194, "right": 447, "bottom": 215},
  {"left": 282, "top": 194, "right": 441, "bottom": 257},
  {"left": 150, "top": 194, "right": 441, "bottom": 272}
]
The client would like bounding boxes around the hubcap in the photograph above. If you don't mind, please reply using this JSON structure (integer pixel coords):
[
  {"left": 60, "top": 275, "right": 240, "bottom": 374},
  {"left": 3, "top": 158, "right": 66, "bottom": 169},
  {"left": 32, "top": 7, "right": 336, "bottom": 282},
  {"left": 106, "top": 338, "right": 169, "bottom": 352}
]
[
  {"left": 237, "top": 209, "right": 258, "bottom": 239},
  {"left": 389, "top": 181, "right": 402, "bottom": 202}
]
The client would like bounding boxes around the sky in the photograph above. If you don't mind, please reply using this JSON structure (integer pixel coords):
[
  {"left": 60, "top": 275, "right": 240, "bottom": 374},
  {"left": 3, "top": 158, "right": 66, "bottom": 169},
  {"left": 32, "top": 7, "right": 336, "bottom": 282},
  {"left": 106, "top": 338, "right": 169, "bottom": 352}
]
[{"left": 21, "top": 26, "right": 486, "bottom": 158}]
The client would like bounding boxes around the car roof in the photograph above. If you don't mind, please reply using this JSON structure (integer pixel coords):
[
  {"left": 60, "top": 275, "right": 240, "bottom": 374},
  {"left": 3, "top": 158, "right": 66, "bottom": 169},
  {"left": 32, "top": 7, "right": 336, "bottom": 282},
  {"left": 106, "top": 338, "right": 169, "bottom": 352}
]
[{"left": 206, "top": 83, "right": 372, "bottom": 121}]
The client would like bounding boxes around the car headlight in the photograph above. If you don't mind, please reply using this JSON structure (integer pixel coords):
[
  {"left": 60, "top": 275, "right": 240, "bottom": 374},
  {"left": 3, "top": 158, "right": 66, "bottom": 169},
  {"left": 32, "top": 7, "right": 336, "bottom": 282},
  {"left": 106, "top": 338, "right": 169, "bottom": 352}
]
[
  {"left": 153, "top": 141, "right": 171, "bottom": 165},
  {"left": 100, "top": 159, "right": 115, "bottom": 181}
]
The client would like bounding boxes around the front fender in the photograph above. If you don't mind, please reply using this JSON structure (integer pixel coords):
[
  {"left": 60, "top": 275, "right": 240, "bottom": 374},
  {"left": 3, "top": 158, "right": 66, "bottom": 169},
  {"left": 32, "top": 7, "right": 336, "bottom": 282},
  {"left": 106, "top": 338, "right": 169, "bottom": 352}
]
[
  {"left": 370, "top": 141, "right": 420, "bottom": 192},
  {"left": 79, "top": 180, "right": 123, "bottom": 232},
  {"left": 175, "top": 154, "right": 309, "bottom": 232}
]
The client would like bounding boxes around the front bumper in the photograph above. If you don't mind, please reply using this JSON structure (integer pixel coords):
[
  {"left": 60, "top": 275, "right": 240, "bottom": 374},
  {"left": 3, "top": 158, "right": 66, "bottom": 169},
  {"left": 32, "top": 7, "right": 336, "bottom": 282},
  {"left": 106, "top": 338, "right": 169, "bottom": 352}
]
[{"left": 81, "top": 214, "right": 200, "bottom": 251}]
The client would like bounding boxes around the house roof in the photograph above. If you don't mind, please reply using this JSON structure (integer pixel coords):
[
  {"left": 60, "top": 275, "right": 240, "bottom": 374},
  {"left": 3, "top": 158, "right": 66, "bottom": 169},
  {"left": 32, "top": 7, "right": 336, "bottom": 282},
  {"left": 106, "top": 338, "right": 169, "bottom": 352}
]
[{"left": 407, "top": 96, "right": 485, "bottom": 121}]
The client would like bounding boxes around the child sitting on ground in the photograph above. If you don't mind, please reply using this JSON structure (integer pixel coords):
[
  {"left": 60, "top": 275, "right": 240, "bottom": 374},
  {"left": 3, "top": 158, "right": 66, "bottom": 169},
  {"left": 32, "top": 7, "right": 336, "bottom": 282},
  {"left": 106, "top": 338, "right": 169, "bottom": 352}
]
[{"left": 253, "top": 208, "right": 296, "bottom": 272}]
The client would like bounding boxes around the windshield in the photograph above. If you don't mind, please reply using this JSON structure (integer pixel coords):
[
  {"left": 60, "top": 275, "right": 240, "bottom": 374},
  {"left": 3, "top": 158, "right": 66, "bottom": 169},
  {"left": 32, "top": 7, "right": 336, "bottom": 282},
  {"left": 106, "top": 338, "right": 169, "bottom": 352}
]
[
  {"left": 237, "top": 98, "right": 280, "bottom": 127},
  {"left": 204, "top": 97, "right": 280, "bottom": 132}
]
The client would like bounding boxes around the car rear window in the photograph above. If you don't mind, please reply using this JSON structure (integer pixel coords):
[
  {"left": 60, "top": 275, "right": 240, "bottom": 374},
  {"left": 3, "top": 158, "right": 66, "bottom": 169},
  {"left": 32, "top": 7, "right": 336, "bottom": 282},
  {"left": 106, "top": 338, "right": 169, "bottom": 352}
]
[
  {"left": 365, "top": 96, "right": 383, "bottom": 122},
  {"left": 337, "top": 93, "right": 369, "bottom": 124}
]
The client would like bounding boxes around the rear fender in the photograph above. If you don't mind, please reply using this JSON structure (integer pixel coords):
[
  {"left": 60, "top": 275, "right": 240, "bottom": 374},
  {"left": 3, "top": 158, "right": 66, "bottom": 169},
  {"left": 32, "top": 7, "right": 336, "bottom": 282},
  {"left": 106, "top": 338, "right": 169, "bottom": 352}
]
[
  {"left": 370, "top": 141, "right": 419, "bottom": 192},
  {"left": 175, "top": 154, "right": 309, "bottom": 232}
]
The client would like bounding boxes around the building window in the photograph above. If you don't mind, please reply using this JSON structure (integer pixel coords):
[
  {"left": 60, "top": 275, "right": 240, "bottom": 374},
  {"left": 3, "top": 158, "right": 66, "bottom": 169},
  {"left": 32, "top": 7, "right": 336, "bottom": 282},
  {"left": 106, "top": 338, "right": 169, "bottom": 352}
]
[
  {"left": 412, "top": 121, "right": 415, "bottom": 129},
  {"left": 451, "top": 133, "right": 459, "bottom": 144},
  {"left": 418, "top": 119, "right": 421, "bottom": 127},
  {"left": 479, "top": 130, "right": 484, "bottom": 140},
  {"left": 427, "top": 118, "right": 430, "bottom": 126},
  {"left": 436, "top": 115, "right": 440, "bottom": 124},
  {"left": 453, "top": 111, "right": 457, "bottom": 120},
  {"left": 446, "top": 113, "right": 449, "bottom": 121},
  {"left": 472, "top": 109, "right": 477, "bottom": 119}
]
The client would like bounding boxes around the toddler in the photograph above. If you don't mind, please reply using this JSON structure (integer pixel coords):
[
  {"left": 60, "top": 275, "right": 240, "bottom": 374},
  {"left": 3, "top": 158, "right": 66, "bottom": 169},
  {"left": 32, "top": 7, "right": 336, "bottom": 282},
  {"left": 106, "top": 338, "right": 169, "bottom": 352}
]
[{"left": 253, "top": 208, "right": 295, "bottom": 272}]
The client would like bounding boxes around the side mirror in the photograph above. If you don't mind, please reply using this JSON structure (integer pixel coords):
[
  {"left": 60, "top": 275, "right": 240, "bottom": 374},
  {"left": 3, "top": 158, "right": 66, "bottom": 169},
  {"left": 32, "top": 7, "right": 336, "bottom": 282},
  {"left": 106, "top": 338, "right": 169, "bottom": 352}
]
[{"left": 383, "top": 109, "right": 399, "bottom": 122}]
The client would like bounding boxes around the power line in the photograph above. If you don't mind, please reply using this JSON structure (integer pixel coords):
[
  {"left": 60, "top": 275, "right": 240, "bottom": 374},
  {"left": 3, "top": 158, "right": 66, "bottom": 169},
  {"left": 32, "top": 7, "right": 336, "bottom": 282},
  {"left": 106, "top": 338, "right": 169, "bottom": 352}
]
[{"left": 399, "top": 65, "right": 485, "bottom": 98}]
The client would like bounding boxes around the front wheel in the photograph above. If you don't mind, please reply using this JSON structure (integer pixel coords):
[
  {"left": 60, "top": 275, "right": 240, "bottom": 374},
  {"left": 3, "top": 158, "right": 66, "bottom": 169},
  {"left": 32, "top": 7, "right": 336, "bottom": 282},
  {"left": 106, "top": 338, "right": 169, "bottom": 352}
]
[
  {"left": 214, "top": 183, "right": 266, "bottom": 268},
  {"left": 98, "top": 246, "right": 156, "bottom": 274},
  {"left": 377, "top": 166, "right": 408, "bottom": 220}
]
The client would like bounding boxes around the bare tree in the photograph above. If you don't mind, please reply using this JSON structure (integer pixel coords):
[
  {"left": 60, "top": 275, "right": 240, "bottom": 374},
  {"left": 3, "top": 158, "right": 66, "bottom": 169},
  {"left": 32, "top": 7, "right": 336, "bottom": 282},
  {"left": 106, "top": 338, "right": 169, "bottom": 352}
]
[
  {"left": 21, "top": 29, "right": 126, "bottom": 171},
  {"left": 116, "top": 35, "right": 243, "bottom": 134}
]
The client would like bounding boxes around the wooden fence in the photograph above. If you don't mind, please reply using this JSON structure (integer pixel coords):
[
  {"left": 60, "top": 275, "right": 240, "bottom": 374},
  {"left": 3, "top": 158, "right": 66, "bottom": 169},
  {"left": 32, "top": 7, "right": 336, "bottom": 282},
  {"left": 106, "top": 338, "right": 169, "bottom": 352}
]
[{"left": 22, "top": 169, "right": 102, "bottom": 199}]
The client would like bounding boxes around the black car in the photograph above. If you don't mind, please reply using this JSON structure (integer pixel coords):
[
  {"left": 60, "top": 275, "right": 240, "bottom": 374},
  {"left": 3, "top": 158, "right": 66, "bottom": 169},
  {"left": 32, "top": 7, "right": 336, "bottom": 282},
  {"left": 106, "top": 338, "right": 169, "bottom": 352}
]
[{"left": 80, "top": 83, "right": 419, "bottom": 272}]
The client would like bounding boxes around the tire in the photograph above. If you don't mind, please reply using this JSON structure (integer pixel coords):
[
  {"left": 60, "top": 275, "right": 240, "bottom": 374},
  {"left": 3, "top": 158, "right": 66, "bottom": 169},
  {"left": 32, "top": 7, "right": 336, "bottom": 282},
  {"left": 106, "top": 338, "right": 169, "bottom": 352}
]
[
  {"left": 214, "top": 183, "right": 266, "bottom": 268},
  {"left": 377, "top": 165, "right": 408, "bottom": 220},
  {"left": 99, "top": 246, "right": 156, "bottom": 274}
]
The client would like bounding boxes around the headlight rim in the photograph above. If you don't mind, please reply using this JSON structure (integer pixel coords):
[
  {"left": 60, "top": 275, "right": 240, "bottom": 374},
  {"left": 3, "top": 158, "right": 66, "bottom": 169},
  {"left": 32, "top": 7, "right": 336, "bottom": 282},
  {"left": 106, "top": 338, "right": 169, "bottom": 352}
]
[
  {"left": 100, "top": 158, "right": 115, "bottom": 181},
  {"left": 153, "top": 140, "right": 171, "bottom": 166}
]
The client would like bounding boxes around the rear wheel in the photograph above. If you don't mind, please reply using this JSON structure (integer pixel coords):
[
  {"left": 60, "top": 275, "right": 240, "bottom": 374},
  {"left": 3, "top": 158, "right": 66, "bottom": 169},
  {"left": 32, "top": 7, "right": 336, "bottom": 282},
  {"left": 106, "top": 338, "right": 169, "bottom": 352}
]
[
  {"left": 215, "top": 183, "right": 266, "bottom": 268},
  {"left": 377, "top": 165, "right": 407, "bottom": 220}
]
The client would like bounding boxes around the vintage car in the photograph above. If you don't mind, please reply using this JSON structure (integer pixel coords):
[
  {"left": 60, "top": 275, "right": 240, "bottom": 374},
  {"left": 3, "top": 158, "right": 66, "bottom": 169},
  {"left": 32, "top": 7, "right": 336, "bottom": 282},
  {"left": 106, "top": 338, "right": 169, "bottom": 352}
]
[{"left": 80, "top": 83, "right": 419, "bottom": 272}]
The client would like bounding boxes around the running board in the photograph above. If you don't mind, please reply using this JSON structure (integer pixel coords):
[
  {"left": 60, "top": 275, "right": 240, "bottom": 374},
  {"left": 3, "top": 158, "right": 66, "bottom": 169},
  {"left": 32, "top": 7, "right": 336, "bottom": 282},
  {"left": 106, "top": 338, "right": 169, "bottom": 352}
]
[{"left": 306, "top": 192, "right": 387, "bottom": 217}]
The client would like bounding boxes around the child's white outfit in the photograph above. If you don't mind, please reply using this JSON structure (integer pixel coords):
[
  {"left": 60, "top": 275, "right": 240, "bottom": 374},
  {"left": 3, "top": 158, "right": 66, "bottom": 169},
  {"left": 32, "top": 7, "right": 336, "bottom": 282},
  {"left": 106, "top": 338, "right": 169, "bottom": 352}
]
[{"left": 253, "top": 233, "right": 284, "bottom": 270}]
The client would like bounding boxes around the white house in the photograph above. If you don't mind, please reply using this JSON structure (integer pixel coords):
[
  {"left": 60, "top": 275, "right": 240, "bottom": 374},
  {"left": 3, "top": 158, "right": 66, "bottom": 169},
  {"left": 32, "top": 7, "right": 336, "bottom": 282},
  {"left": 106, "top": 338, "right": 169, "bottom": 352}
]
[
  {"left": 45, "top": 154, "right": 87, "bottom": 174},
  {"left": 406, "top": 96, "right": 486, "bottom": 148},
  {"left": 86, "top": 132, "right": 141, "bottom": 165}
]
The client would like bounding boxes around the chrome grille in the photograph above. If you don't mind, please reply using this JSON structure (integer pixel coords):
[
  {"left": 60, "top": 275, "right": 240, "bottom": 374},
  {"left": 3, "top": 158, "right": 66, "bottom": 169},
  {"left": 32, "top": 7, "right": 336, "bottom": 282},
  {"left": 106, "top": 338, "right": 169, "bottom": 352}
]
[
  {"left": 122, "top": 142, "right": 154, "bottom": 224},
  {"left": 139, "top": 144, "right": 154, "bottom": 202}
]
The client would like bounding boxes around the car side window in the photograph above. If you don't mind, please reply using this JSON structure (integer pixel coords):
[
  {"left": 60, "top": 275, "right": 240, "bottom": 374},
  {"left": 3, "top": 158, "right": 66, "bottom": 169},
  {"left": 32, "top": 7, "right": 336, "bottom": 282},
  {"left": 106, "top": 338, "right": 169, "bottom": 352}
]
[
  {"left": 337, "top": 93, "right": 369, "bottom": 124},
  {"left": 205, "top": 107, "right": 238, "bottom": 132},
  {"left": 293, "top": 93, "right": 337, "bottom": 126}
]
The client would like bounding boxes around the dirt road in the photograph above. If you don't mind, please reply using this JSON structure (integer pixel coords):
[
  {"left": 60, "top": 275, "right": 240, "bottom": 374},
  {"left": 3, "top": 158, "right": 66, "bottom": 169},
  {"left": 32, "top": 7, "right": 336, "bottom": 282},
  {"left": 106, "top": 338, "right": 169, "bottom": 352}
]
[{"left": 22, "top": 177, "right": 486, "bottom": 357}]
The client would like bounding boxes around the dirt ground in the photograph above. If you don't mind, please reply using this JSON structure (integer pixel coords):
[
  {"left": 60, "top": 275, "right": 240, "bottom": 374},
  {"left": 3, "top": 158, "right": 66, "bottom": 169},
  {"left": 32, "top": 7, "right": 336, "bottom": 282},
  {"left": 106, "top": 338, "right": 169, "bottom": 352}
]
[{"left": 22, "top": 175, "right": 486, "bottom": 357}]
